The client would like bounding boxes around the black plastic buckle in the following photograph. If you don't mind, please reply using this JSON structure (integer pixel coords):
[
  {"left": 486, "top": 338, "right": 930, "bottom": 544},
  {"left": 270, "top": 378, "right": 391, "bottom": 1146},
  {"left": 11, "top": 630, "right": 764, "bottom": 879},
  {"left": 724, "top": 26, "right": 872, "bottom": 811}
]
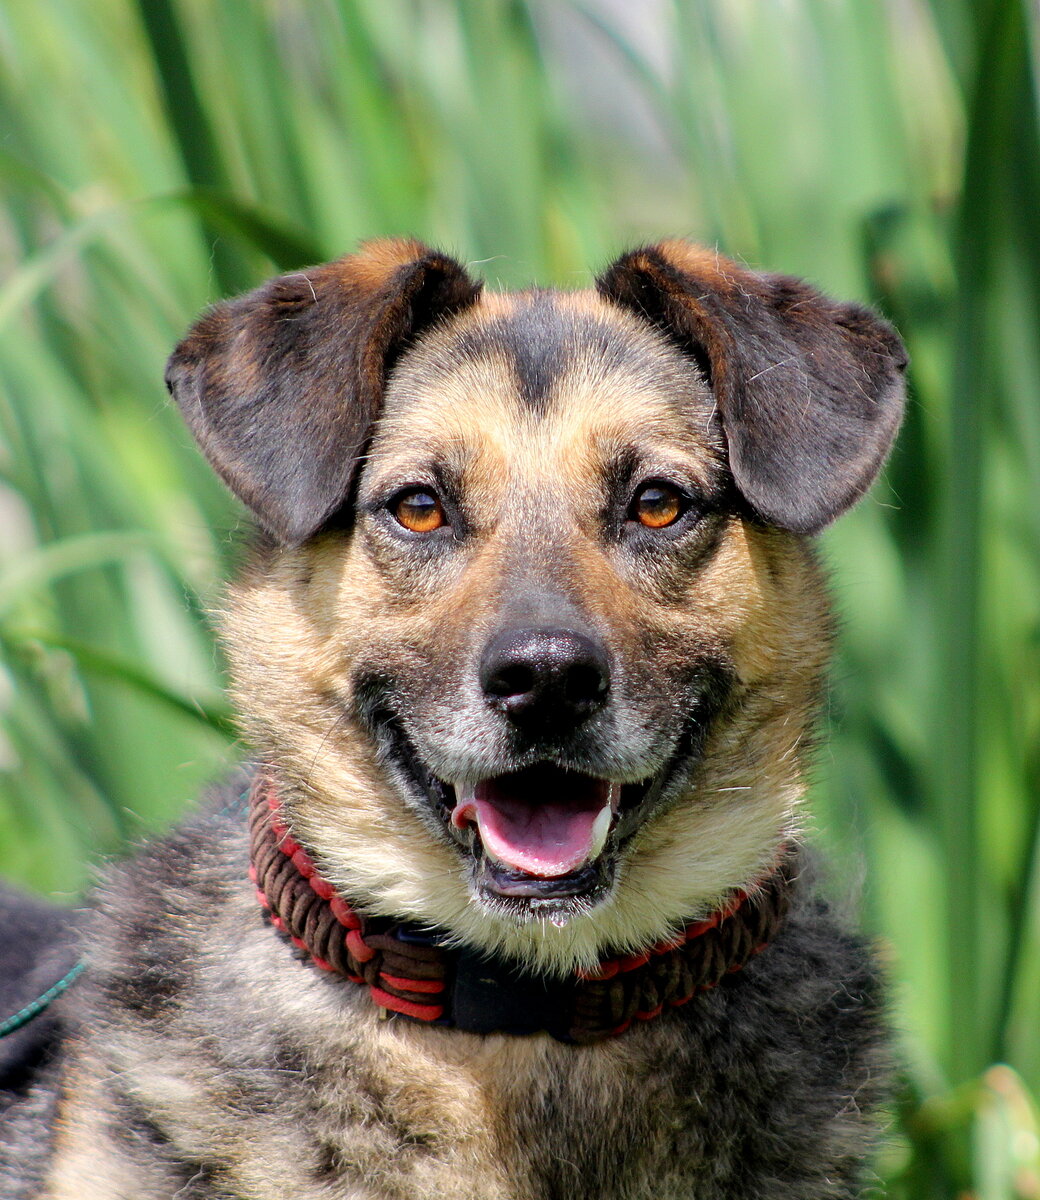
[{"left": 448, "top": 945, "right": 574, "bottom": 1041}]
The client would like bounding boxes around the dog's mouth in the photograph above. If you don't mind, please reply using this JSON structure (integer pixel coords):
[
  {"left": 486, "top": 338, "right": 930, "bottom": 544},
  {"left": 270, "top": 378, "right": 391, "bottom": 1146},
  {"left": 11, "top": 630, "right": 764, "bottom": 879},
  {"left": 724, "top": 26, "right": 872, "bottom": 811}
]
[
  {"left": 368, "top": 711, "right": 683, "bottom": 914},
  {"left": 451, "top": 769, "right": 617, "bottom": 878},
  {"left": 450, "top": 767, "right": 620, "bottom": 902}
]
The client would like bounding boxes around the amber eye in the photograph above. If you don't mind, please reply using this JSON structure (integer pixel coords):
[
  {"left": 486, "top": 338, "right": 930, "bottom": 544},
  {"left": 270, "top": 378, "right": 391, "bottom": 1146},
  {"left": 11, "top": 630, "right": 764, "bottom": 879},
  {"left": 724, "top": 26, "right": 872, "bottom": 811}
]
[
  {"left": 392, "top": 489, "right": 446, "bottom": 533},
  {"left": 630, "top": 482, "right": 685, "bottom": 529}
]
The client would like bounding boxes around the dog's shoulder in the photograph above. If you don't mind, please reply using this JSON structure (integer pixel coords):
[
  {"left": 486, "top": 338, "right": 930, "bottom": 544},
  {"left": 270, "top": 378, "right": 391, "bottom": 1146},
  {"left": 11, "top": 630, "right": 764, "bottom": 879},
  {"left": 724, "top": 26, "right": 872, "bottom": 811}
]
[
  {"left": 499, "top": 864, "right": 891, "bottom": 1200},
  {"left": 689, "top": 864, "right": 891, "bottom": 1193},
  {"left": 75, "top": 771, "right": 260, "bottom": 1023},
  {"left": 0, "top": 785, "right": 251, "bottom": 1197}
]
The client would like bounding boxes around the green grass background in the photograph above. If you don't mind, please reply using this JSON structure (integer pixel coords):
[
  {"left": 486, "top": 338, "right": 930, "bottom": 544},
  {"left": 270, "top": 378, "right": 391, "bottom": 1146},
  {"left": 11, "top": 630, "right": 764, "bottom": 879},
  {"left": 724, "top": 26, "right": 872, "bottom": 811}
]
[{"left": 1, "top": 0, "right": 1038, "bottom": 1194}]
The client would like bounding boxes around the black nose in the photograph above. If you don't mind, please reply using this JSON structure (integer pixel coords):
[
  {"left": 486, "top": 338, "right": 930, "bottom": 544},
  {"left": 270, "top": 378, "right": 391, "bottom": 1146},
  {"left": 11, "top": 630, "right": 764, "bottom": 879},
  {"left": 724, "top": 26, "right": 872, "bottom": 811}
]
[{"left": 480, "top": 628, "right": 611, "bottom": 732}]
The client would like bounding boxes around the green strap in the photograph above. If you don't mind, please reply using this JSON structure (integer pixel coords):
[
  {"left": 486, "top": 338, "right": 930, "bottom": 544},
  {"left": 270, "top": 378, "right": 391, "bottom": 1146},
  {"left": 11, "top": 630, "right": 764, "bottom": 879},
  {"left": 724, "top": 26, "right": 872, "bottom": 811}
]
[{"left": 0, "top": 960, "right": 85, "bottom": 1038}]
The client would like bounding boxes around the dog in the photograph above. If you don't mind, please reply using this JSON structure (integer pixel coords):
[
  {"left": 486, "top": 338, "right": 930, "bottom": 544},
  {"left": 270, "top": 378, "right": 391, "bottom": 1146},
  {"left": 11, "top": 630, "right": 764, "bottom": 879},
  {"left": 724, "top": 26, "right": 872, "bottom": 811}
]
[{"left": 0, "top": 239, "right": 906, "bottom": 1199}]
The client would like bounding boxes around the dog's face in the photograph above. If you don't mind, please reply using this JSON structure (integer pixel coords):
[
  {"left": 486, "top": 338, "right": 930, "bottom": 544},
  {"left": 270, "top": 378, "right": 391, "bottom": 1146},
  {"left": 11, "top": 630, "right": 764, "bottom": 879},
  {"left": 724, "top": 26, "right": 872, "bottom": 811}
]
[{"left": 168, "top": 240, "right": 905, "bottom": 970}]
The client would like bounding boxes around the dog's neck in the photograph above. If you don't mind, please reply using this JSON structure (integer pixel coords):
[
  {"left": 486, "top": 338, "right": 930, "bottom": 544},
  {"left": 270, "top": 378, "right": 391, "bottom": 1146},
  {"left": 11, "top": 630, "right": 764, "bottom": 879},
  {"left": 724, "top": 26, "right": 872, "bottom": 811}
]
[{"left": 248, "top": 771, "right": 794, "bottom": 1043}]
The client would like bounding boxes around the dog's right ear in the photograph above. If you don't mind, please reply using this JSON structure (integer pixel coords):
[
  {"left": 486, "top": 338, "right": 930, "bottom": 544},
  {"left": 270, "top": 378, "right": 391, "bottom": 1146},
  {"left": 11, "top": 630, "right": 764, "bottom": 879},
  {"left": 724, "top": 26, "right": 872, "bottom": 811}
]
[
  {"left": 597, "top": 242, "right": 907, "bottom": 534},
  {"left": 165, "top": 239, "right": 482, "bottom": 546}
]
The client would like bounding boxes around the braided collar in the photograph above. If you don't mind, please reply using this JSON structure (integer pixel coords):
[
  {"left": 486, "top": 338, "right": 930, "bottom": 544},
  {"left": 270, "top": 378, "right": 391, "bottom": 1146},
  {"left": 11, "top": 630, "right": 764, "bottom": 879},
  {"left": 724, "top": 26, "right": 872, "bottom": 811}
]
[{"left": 248, "top": 772, "right": 794, "bottom": 1043}]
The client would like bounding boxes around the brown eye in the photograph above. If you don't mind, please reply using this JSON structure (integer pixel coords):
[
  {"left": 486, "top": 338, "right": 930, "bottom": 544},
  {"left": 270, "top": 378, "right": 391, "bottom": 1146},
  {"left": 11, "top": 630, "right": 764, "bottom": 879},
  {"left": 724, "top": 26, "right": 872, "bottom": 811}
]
[
  {"left": 631, "top": 482, "right": 685, "bottom": 529},
  {"left": 393, "top": 489, "right": 446, "bottom": 533}
]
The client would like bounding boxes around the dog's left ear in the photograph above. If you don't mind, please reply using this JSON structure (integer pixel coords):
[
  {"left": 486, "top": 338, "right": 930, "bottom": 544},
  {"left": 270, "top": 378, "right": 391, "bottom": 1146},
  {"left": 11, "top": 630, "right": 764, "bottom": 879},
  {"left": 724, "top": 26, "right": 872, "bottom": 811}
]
[
  {"left": 597, "top": 241, "right": 907, "bottom": 534},
  {"left": 166, "top": 239, "right": 482, "bottom": 546}
]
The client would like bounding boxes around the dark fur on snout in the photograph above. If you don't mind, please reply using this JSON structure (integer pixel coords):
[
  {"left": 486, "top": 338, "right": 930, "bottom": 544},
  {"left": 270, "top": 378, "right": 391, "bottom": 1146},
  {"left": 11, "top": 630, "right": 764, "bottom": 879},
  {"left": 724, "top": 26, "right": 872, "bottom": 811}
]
[{"left": 1, "top": 239, "right": 906, "bottom": 1199}]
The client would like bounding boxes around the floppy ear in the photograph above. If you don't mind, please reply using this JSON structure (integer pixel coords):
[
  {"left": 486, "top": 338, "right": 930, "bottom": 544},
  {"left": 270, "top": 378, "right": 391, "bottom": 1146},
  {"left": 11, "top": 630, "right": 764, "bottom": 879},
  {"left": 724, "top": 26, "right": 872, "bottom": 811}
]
[
  {"left": 596, "top": 241, "right": 907, "bottom": 534},
  {"left": 166, "top": 239, "right": 482, "bottom": 546}
]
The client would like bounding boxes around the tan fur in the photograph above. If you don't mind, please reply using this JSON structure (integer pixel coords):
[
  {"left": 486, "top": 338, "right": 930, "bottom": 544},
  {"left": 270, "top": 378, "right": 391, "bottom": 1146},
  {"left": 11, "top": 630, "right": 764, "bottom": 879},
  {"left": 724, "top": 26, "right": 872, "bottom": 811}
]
[
  {"left": 651, "top": 240, "right": 743, "bottom": 291},
  {"left": 330, "top": 237, "right": 438, "bottom": 292}
]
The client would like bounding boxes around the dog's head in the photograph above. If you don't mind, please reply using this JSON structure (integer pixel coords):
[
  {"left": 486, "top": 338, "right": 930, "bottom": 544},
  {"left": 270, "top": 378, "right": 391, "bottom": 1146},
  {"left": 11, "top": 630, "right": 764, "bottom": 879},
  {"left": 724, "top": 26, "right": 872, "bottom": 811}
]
[{"left": 168, "top": 239, "right": 906, "bottom": 970}]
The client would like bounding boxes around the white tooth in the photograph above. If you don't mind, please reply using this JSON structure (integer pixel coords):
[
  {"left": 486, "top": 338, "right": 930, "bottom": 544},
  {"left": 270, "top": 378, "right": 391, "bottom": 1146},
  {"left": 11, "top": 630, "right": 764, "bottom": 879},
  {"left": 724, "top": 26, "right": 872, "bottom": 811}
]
[{"left": 588, "top": 802, "right": 612, "bottom": 861}]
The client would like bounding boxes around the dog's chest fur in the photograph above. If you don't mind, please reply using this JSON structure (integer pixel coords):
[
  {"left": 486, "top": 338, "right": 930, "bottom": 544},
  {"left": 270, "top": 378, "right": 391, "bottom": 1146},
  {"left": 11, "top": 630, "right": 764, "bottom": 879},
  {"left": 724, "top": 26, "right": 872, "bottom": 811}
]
[{"left": 19, "top": 801, "right": 885, "bottom": 1200}]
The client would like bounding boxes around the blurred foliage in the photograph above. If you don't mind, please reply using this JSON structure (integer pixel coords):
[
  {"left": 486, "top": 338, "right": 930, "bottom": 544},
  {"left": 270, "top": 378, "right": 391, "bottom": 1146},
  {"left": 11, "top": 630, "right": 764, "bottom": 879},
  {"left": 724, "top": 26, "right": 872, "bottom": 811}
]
[{"left": 0, "top": 0, "right": 1037, "bottom": 1194}]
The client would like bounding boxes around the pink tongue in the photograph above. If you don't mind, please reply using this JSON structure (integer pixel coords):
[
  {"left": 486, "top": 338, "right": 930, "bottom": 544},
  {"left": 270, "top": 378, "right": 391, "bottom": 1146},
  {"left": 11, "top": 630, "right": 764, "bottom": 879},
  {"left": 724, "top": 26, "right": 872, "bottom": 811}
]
[{"left": 452, "top": 775, "right": 610, "bottom": 878}]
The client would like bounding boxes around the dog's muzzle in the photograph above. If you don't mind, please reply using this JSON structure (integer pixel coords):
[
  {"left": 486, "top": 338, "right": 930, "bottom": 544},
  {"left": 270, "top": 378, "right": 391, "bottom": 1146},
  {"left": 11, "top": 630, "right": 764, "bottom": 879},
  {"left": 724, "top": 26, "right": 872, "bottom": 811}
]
[
  {"left": 355, "top": 621, "right": 731, "bottom": 919},
  {"left": 458, "top": 625, "right": 615, "bottom": 890}
]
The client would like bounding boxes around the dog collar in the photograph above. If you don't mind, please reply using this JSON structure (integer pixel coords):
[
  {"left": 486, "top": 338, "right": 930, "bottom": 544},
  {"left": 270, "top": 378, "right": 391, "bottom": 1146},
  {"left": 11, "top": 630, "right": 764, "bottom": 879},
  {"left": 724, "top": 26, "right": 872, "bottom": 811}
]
[{"left": 248, "top": 772, "right": 794, "bottom": 1043}]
